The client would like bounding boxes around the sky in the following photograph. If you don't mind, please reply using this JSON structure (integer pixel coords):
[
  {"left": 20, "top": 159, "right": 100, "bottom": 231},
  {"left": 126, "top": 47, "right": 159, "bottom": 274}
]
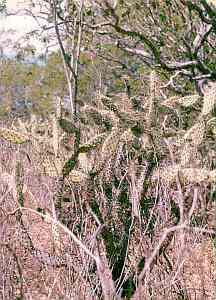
[
  {"left": 1, "top": 0, "right": 38, "bottom": 32},
  {"left": 0, "top": 0, "right": 50, "bottom": 56}
]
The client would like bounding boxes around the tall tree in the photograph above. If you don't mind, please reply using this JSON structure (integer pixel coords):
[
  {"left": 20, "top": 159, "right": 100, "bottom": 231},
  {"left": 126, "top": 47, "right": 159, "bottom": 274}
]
[{"left": 87, "top": 0, "right": 216, "bottom": 95}]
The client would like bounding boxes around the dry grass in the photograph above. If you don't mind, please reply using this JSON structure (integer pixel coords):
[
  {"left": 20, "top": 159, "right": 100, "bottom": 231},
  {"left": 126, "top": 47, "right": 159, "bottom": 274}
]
[{"left": 0, "top": 79, "right": 216, "bottom": 299}]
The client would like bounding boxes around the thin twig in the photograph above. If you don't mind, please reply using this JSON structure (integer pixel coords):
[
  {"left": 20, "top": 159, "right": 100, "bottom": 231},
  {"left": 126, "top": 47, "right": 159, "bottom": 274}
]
[{"left": 20, "top": 207, "right": 99, "bottom": 263}]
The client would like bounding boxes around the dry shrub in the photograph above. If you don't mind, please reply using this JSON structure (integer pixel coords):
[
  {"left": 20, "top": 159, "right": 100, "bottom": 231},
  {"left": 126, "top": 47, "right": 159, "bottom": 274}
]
[{"left": 0, "top": 76, "right": 216, "bottom": 300}]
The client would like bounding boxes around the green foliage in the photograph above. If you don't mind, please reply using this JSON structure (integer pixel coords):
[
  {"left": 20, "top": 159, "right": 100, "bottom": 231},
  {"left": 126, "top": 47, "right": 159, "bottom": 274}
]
[
  {"left": 131, "top": 123, "right": 144, "bottom": 137},
  {"left": 171, "top": 200, "right": 180, "bottom": 223},
  {"left": 102, "top": 213, "right": 132, "bottom": 282},
  {"left": 0, "top": 0, "right": 6, "bottom": 13},
  {"left": 59, "top": 118, "right": 79, "bottom": 134},
  {"left": 138, "top": 257, "right": 145, "bottom": 272},
  {"left": 89, "top": 198, "right": 103, "bottom": 223},
  {"left": 62, "top": 158, "right": 76, "bottom": 176},
  {"left": 103, "top": 183, "right": 113, "bottom": 201},
  {"left": 0, "top": 51, "right": 69, "bottom": 117},
  {"left": 117, "top": 181, "right": 130, "bottom": 209},
  {"left": 79, "top": 132, "right": 107, "bottom": 153},
  {"left": 0, "top": 102, "right": 10, "bottom": 117},
  {"left": 64, "top": 53, "right": 71, "bottom": 65},
  {"left": 121, "top": 277, "right": 136, "bottom": 299},
  {"left": 140, "top": 197, "right": 157, "bottom": 236}
]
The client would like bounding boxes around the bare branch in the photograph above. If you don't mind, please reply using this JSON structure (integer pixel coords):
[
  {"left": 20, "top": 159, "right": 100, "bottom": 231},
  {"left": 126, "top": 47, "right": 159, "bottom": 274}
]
[
  {"left": 21, "top": 207, "right": 99, "bottom": 263},
  {"left": 192, "top": 24, "right": 212, "bottom": 54}
]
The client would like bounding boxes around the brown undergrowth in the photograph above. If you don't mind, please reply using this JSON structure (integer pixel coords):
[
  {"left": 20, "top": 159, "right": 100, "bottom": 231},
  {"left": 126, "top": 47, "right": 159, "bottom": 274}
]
[{"left": 0, "top": 74, "right": 216, "bottom": 299}]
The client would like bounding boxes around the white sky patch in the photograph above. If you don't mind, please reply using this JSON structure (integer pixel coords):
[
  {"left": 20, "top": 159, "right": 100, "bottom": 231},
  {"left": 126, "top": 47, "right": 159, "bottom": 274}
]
[
  {"left": 0, "top": 1, "right": 56, "bottom": 56},
  {"left": 6, "top": 0, "right": 30, "bottom": 10}
]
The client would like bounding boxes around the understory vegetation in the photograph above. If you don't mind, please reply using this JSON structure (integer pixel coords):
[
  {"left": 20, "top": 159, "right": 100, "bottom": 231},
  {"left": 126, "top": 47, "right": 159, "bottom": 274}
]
[{"left": 0, "top": 1, "right": 216, "bottom": 299}]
